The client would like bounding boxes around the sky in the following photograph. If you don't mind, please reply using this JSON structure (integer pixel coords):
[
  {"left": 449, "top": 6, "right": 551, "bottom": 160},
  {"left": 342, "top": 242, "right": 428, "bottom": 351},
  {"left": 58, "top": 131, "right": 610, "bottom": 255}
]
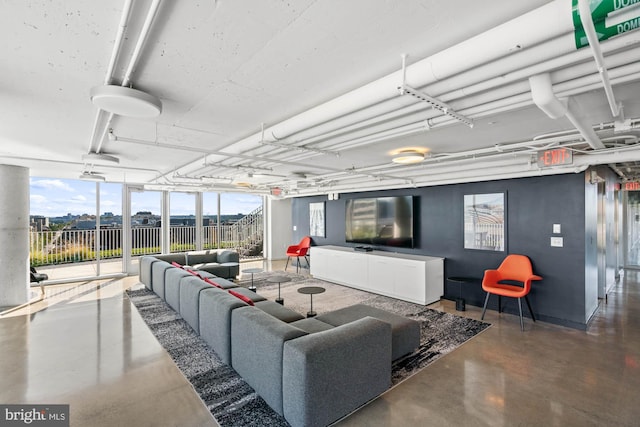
[{"left": 29, "top": 177, "right": 262, "bottom": 217}]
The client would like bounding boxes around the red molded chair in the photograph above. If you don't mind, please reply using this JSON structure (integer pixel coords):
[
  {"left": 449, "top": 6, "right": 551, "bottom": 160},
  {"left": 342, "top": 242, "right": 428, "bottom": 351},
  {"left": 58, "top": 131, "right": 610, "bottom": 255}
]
[
  {"left": 285, "top": 236, "right": 311, "bottom": 273},
  {"left": 480, "top": 254, "right": 542, "bottom": 331}
]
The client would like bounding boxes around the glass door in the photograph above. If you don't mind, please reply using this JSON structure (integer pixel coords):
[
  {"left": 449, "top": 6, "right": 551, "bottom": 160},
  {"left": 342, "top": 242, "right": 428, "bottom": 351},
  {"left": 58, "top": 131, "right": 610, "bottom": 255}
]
[
  {"left": 125, "top": 188, "right": 162, "bottom": 273},
  {"left": 625, "top": 191, "right": 640, "bottom": 268}
]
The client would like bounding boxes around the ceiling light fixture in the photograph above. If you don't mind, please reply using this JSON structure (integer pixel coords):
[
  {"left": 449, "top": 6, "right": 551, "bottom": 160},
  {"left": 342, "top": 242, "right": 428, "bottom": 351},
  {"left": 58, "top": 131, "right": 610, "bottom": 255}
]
[
  {"left": 79, "top": 172, "right": 106, "bottom": 181},
  {"left": 82, "top": 152, "right": 120, "bottom": 165},
  {"left": 90, "top": 85, "right": 162, "bottom": 118},
  {"left": 392, "top": 150, "right": 425, "bottom": 164}
]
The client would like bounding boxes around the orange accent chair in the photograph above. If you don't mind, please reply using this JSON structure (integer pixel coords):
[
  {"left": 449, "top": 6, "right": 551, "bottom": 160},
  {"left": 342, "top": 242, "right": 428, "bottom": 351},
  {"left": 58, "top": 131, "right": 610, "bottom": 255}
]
[
  {"left": 285, "top": 236, "right": 311, "bottom": 273},
  {"left": 481, "top": 254, "right": 542, "bottom": 331}
]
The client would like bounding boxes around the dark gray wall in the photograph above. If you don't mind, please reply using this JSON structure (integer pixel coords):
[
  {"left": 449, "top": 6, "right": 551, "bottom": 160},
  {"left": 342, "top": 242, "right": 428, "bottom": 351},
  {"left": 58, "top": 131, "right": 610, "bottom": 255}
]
[{"left": 292, "top": 173, "right": 591, "bottom": 329}]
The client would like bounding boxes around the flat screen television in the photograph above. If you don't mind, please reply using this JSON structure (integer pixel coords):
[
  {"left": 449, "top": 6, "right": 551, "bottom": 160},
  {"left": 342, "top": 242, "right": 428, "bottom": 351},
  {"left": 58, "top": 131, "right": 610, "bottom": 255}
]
[{"left": 345, "top": 196, "right": 414, "bottom": 248}]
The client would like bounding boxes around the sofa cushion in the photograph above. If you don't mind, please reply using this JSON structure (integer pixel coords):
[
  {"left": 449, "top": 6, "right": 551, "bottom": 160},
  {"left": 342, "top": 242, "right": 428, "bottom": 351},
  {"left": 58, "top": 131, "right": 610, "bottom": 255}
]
[
  {"left": 282, "top": 317, "right": 392, "bottom": 427},
  {"left": 254, "top": 301, "right": 305, "bottom": 323},
  {"left": 186, "top": 250, "right": 219, "bottom": 266},
  {"left": 138, "top": 256, "right": 159, "bottom": 289},
  {"left": 231, "top": 307, "right": 307, "bottom": 416},
  {"left": 164, "top": 267, "right": 192, "bottom": 312},
  {"left": 179, "top": 276, "right": 211, "bottom": 334},
  {"left": 199, "top": 287, "right": 245, "bottom": 364},
  {"left": 289, "top": 318, "right": 335, "bottom": 334},
  {"left": 317, "top": 303, "right": 420, "bottom": 361},
  {"left": 151, "top": 260, "right": 173, "bottom": 299},
  {"left": 204, "top": 277, "right": 237, "bottom": 289},
  {"left": 228, "top": 287, "right": 267, "bottom": 303},
  {"left": 229, "top": 290, "right": 254, "bottom": 306},
  {"left": 154, "top": 253, "right": 188, "bottom": 265}
]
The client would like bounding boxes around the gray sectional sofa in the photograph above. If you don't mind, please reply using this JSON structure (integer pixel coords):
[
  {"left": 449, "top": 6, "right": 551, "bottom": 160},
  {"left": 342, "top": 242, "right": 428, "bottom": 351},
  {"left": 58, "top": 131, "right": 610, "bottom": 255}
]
[
  {"left": 152, "top": 249, "right": 240, "bottom": 278},
  {"left": 138, "top": 255, "right": 420, "bottom": 427}
]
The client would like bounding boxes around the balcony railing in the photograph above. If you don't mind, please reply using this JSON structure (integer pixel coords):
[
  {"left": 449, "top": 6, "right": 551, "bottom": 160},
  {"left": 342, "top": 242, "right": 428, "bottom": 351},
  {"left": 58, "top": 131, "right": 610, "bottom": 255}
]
[{"left": 30, "top": 206, "right": 263, "bottom": 266}]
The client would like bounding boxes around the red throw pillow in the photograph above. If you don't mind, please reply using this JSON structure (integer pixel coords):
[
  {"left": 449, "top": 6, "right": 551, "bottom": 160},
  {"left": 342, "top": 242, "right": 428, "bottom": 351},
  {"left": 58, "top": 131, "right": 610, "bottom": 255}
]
[
  {"left": 228, "top": 290, "right": 254, "bottom": 306},
  {"left": 203, "top": 277, "right": 223, "bottom": 289},
  {"left": 171, "top": 261, "right": 183, "bottom": 269}
]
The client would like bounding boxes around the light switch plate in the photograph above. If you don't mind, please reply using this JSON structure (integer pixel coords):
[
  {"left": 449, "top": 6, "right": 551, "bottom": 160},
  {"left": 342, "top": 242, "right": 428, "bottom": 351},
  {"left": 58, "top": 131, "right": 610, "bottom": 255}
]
[
  {"left": 550, "top": 236, "right": 563, "bottom": 247},
  {"left": 553, "top": 223, "right": 561, "bottom": 234}
]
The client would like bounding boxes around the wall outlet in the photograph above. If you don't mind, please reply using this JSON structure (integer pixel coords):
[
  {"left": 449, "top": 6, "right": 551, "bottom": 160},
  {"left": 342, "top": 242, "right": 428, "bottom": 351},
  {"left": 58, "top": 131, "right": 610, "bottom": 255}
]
[
  {"left": 553, "top": 223, "right": 561, "bottom": 234},
  {"left": 293, "top": 225, "right": 297, "bottom": 231},
  {"left": 550, "top": 236, "right": 563, "bottom": 247}
]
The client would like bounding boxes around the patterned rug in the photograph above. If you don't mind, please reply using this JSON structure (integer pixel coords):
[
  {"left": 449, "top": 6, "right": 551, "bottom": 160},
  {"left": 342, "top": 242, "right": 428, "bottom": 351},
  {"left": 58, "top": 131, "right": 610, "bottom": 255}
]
[{"left": 126, "top": 272, "right": 490, "bottom": 426}]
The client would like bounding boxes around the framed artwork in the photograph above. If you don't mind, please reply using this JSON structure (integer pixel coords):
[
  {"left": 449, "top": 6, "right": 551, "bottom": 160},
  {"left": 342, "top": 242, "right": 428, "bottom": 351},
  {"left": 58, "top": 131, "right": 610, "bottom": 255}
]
[
  {"left": 464, "top": 192, "right": 505, "bottom": 251},
  {"left": 309, "top": 202, "right": 325, "bottom": 237}
]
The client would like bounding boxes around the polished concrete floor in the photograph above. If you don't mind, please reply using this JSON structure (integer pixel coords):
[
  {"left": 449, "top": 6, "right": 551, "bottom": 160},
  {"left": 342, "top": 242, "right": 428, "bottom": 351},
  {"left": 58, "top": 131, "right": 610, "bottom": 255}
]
[{"left": 1, "top": 262, "right": 639, "bottom": 426}]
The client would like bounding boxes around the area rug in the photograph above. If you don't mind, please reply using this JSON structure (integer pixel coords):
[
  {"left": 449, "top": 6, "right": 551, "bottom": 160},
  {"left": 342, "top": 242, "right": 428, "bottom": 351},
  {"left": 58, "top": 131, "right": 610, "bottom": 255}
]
[{"left": 126, "top": 273, "right": 490, "bottom": 426}]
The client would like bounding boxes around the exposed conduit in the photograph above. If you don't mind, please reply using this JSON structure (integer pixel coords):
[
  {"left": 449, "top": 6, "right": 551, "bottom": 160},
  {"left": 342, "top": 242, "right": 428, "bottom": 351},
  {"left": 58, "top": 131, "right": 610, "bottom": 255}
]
[
  {"left": 530, "top": 72, "right": 605, "bottom": 149},
  {"left": 577, "top": 0, "right": 621, "bottom": 118}
]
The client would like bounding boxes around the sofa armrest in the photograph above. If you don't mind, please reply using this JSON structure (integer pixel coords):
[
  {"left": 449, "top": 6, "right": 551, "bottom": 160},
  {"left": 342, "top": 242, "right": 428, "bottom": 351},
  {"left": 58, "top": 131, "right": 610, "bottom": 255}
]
[
  {"left": 217, "top": 250, "right": 239, "bottom": 263},
  {"left": 282, "top": 317, "right": 392, "bottom": 427},
  {"left": 231, "top": 307, "right": 307, "bottom": 416}
]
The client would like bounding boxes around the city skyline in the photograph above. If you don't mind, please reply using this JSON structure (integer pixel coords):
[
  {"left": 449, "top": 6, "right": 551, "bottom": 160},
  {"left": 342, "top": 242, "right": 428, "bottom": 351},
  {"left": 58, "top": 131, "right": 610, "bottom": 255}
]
[{"left": 30, "top": 177, "right": 262, "bottom": 218}]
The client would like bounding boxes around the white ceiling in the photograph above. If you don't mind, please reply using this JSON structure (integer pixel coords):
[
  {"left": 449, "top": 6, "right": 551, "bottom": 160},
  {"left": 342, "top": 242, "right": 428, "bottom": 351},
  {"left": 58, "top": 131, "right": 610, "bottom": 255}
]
[{"left": 2, "top": 0, "right": 640, "bottom": 196}]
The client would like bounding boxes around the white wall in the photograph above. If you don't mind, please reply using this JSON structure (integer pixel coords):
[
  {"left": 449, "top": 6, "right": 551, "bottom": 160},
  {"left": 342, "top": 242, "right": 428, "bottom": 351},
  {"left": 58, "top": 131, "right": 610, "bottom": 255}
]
[{"left": 265, "top": 197, "right": 292, "bottom": 260}]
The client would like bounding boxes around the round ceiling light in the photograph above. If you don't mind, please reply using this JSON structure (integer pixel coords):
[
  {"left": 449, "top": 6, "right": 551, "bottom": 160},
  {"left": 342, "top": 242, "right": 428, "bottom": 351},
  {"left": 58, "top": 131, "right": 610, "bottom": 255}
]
[
  {"left": 90, "top": 85, "right": 162, "bottom": 118},
  {"left": 82, "top": 152, "right": 120, "bottom": 165},
  {"left": 392, "top": 150, "right": 425, "bottom": 164}
]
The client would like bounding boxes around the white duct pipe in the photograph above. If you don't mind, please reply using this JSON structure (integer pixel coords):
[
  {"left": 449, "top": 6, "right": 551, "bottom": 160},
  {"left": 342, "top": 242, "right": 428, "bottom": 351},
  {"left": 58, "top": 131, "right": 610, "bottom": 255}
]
[
  {"left": 87, "top": 0, "right": 135, "bottom": 154},
  {"left": 220, "top": 0, "right": 572, "bottom": 155},
  {"left": 577, "top": 0, "right": 621, "bottom": 118},
  {"left": 530, "top": 72, "right": 606, "bottom": 149},
  {"left": 529, "top": 74, "right": 568, "bottom": 119},
  {"left": 105, "top": 0, "right": 134, "bottom": 85},
  {"left": 266, "top": 31, "right": 640, "bottom": 159},
  {"left": 254, "top": 37, "right": 640, "bottom": 162},
  {"left": 97, "top": 0, "right": 162, "bottom": 155},
  {"left": 122, "top": 0, "right": 162, "bottom": 87},
  {"left": 284, "top": 66, "right": 640, "bottom": 160}
]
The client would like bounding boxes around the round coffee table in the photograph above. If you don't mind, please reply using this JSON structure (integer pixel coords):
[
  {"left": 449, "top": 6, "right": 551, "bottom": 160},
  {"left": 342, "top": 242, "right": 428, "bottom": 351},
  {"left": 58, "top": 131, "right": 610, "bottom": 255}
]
[
  {"left": 266, "top": 275, "right": 291, "bottom": 305},
  {"left": 297, "top": 286, "right": 326, "bottom": 317},
  {"left": 242, "top": 267, "right": 263, "bottom": 292}
]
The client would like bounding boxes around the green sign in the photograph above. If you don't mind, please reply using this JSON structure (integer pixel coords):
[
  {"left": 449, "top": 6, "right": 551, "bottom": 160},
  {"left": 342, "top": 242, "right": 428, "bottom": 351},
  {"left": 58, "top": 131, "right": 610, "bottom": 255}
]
[{"left": 573, "top": 0, "right": 640, "bottom": 49}]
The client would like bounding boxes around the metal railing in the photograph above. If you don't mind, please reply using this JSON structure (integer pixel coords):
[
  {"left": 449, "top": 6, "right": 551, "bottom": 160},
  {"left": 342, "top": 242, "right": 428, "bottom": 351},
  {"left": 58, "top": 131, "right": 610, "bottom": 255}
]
[{"left": 30, "top": 206, "right": 263, "bottom": 266}]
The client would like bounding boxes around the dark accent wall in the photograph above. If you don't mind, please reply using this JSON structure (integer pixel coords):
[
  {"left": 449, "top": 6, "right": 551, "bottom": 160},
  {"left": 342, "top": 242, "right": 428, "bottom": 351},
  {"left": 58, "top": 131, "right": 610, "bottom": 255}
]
[{"left": 292, "top": 173, "right": 591, "bottom": 329}]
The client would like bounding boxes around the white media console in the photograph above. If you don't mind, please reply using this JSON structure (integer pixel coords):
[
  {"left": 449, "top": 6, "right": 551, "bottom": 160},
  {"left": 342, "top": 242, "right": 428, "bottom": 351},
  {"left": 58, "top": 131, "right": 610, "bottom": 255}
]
[{"left": 309, "top": 245, "right": 444, "bottom": 305}]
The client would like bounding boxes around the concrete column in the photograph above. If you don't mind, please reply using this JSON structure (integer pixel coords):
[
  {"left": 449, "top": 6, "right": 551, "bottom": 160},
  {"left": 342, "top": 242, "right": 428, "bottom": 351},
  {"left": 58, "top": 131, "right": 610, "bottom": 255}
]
[{"left": 0, "top": 164, "right": 30, "bottom": 306}]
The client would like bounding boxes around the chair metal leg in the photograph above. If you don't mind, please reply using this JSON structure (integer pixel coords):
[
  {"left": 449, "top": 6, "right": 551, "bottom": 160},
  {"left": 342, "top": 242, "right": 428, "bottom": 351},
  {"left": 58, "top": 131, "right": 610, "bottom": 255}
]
[
  {"left": 498, "top": 295, "right": 502, "bottom": 313},
  {"left": 517, "top": 298, "right": 524, "bottom": 331},
  {"left": 295, "top": 257, "right": 299, "bottom": 274},
  {"left": 285, "top": 257, "right": 290, "bottom": 271},
  {"left": 481, "top": 293, "right": 490, "bottom": 320},
  {"left": 524, "top": 295, "right": 536, "bottom": 322}
]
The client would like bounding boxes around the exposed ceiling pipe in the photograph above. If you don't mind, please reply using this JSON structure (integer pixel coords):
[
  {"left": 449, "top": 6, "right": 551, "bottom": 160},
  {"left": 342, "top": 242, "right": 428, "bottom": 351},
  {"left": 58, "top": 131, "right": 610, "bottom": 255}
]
[
  {"left": 577, "top": 0, "right": 621, "bottom": 118},
  {"left": 252, "top": 38, "right": 640, "bottom": 163},
  {"left": 531, "top": 72, "right": 606, "bottom": 149},
  {"left": 86, "top": 0, "right": 134, "bottom": 155},
  {"left": 215, "top": 0, "right": 571, "bottom": 156},
  {"left": 270, "top": 32, "right": 640, "bottom": 159},
  {"left": 96, "top": 0, "right": 162, "bottom": 155},
  {"left": 105, "top": 0, "right": 134, "bottom": 85},
  {"left": 122, "top": 0, "right": 162, "bottom": 87}
]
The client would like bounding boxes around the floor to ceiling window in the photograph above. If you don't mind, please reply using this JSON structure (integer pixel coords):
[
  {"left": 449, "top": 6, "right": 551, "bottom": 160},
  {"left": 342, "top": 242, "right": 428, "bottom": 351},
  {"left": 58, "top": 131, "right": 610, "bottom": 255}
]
[
  {"left": 30, "top": 179, "right": 265, "bottom": 280},
  {"left": 169, "top": 192, "right": 196, "bottom": 252},
  {"left": 29, "top": 177, "right": 123, "bottom": 281}
]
